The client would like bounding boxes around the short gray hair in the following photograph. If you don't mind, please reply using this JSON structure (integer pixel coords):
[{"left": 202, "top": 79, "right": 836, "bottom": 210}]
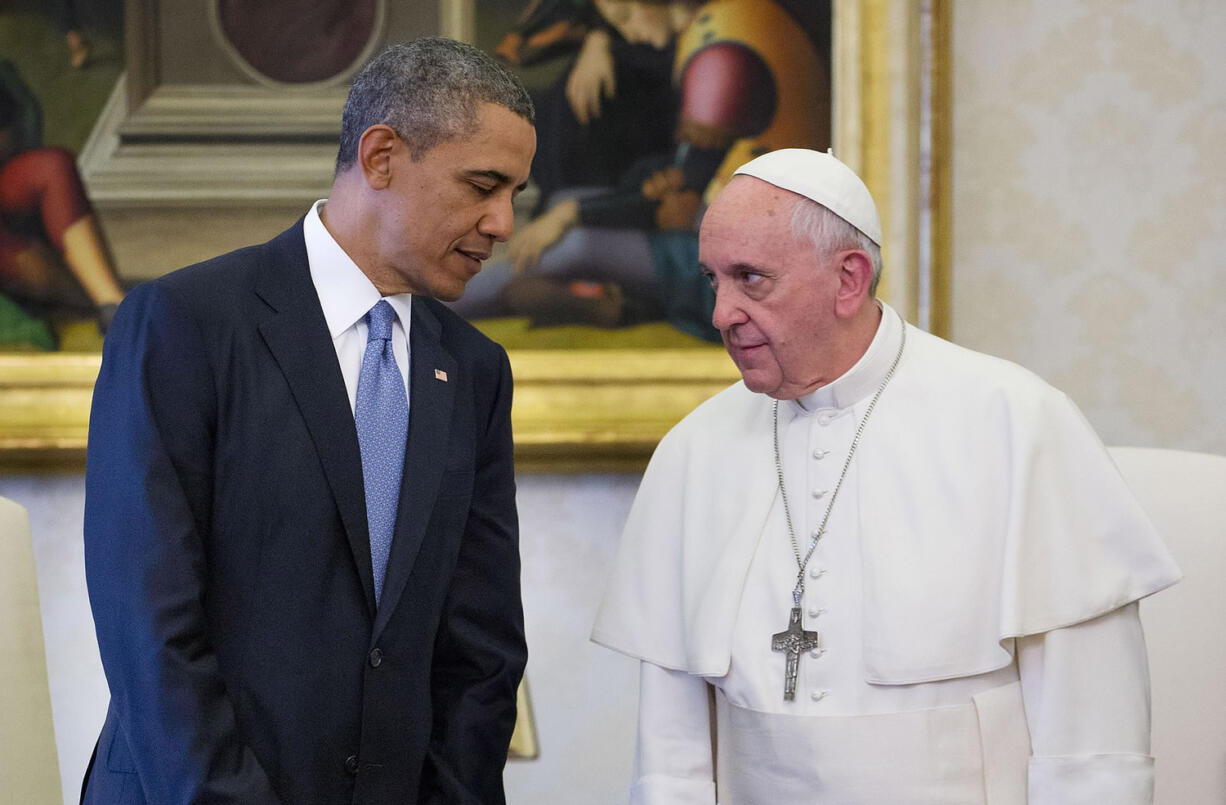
[
  {"left": 790, "top": 196, "right": 883, "bottom": 295},
  {"left": 335, "top": 37, "right": 534, "bottom": 173}
]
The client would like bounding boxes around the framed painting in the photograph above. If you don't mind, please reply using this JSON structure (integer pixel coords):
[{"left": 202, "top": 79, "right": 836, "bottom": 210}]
[
  {"left": 0, "top": 0, "right": 125, "bottom": 353},
  {"left": 0, "top": 0, "right": 950, "bottom": 473},
  {"left": 446, "top": 0, "right": 831, "bottom": 352}
]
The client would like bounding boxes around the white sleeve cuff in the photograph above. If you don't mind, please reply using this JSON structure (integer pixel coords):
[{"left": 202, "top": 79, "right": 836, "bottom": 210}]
[
  {"left": 629, "top": 774, "right": 717, "bottom": 805},
  {"left": 1028, "top": 753, "right": 1154, "bottom": 804}
]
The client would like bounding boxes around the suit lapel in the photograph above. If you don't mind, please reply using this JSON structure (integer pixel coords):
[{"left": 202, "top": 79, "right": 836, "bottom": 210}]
[
  {"left": 373, "top": 299, "right": 457, "bottom": 638},
  {"left": 255, "top": 222, "right": 377, "bottom": 617}
]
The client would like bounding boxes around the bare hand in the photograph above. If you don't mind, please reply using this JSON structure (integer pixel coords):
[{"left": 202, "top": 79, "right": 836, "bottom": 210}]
[
  {"left": 566, "top": 29, "right": 616, "bottom": 125},
  {"left": 509, "top": 200, "right": 580, "bottom": 272},
  {"left": 641, "top": 166, "right": 685, "bottom": 200}
]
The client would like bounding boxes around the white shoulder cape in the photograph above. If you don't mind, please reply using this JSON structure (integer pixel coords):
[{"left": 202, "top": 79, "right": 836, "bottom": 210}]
[{"left": 591, "top": 325, "right": 1181, "bottom": 683}]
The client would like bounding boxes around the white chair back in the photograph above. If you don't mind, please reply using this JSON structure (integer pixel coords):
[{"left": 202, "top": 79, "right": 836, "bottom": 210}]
[
  {"left": 1110, "top": 447, "right": 1226, "bottom": 804},
  {"left": 0, "top": 495, "right": 63, "bottom": 804}
]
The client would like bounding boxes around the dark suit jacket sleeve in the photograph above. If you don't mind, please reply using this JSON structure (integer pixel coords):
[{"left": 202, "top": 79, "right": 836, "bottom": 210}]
[
  {"left": 84, "top": 281, "right": 281, "bottom": 803},
  {"left": 421, "top": 347, "right": 526, "bottom": 804}
]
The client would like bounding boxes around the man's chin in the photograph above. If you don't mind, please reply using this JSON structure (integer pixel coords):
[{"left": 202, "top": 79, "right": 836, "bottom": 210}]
[
  {"left": 431, "top": 280, "right": 469, "bottom": 303},
  {"left": 738, "top": 368, "right": 781, "bottom": 397}
]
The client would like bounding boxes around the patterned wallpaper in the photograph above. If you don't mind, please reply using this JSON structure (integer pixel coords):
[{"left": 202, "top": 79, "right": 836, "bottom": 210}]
[{"left": 950, "top": 0, "right": 1226, "bottom": 453}]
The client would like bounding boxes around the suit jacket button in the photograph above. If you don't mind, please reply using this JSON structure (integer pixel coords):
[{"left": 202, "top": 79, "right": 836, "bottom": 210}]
[
  {"left": 369, "top": 647, "right": 383, "bottom": 668},
  {"left": 345, "top": 754, "right": 359, "bottom": 775}
]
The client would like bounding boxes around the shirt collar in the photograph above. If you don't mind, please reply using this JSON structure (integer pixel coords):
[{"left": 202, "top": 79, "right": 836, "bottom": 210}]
[
  {"left": 791, "top": 300, "right": 903, "bottom": 414},
  {"left": 304, "top": 199, "right": 413, "bottom": 336}
]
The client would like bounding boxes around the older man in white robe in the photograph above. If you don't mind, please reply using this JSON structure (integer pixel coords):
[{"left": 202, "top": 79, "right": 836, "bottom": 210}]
[{"left": 591, "top": 148, "right": 1180, "bottom": 804}]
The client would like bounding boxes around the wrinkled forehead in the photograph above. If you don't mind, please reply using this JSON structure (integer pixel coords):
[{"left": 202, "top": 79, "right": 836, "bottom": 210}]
[
  {"left": 699, "top": 180, "right": 814, "bottom": 275},
  {"left": 702, "top": 176, "right": 805, "bottom": 238}
]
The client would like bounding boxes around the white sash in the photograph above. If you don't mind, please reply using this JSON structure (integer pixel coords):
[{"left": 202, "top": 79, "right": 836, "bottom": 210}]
[{"left": 713, "top": 681, "right": 1031, "bottom": 804}]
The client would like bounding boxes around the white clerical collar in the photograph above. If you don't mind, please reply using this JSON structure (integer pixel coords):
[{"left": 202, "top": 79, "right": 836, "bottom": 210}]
[
  {"left": 791, "top": 300, "right": 901, "bottom": 413},
  {"left": 304, "top": 199, "right": 413, "bottom": 337}
]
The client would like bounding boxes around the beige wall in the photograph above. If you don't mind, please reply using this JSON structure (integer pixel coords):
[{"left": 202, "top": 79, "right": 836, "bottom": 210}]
[{"left": 950, "top": 0, "right": 1226, "bottom": 453}]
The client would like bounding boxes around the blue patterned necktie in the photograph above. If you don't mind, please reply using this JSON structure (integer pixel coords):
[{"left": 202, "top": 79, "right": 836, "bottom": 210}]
[{"left": 354, "top": 300, "right": 409, "bottom": 605}]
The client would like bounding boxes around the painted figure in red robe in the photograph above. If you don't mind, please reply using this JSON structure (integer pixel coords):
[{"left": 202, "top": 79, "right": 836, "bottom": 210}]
[{"left": 0, "top": 59, "right": 125, "bottom": 344}]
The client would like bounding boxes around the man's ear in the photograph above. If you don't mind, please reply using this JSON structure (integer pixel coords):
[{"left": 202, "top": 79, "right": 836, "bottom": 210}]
[
  {"left": 357, "top": 125, "right": 399, "bottom": 190},
  {"left": 834, "top": 250, "right": 874, "bottom": 318}
]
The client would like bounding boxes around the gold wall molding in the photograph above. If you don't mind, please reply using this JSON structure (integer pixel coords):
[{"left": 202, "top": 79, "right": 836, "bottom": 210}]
[
  {"left": 0, "top": 354, "right": 98, "bottom": 468},
  {"left": 0, "top": 351, "right": 740, "bottom": 473},
  {"left": 838, "top": 0, "right": 952, "bottom": 334}
]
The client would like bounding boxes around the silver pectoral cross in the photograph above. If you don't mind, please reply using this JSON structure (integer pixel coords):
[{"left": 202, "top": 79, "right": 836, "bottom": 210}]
[{"left": 771, "top": 607, "right": 821, "bottom": 701}]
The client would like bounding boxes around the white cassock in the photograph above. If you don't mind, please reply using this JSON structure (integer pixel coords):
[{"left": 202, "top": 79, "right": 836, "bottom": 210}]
[{"left": 592, "top": 303, "right": 1181, "bottom": 804}]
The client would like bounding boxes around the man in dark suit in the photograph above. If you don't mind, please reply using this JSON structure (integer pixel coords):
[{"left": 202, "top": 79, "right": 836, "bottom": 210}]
[{"left": 81, "top": 37, "right": 536, "bottom": 804}]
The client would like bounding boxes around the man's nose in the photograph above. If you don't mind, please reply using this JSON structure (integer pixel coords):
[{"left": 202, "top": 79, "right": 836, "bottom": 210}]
[
  {"left": 480, "top": 198, "right": 516, "bottom": 242},
  {"left": 711, "top": 286, "right": 746, "bottom": 331}
]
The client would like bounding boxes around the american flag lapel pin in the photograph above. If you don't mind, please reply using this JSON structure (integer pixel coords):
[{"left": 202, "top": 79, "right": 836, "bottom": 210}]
[{"left": 434, "top": 368, "right": 448, "bottom": 382}]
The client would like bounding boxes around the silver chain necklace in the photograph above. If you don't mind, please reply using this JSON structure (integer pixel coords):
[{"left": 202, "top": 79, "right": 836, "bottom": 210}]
[{"left": 770, "top": 312, "right": 906, "bottom": 701}]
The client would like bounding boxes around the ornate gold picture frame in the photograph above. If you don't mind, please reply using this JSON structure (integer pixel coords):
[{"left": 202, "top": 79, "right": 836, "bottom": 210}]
[{"left": 0, "top": 0, "right": 949, "bottom": 473}]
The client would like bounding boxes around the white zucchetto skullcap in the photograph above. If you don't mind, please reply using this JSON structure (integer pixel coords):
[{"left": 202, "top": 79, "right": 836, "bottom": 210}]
[{"left": 732, "top": 148, "right": 882, "bottom": 246}]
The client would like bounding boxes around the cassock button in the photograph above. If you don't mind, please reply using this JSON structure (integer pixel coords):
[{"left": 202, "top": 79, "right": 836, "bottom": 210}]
[
  {"left": 812, "top": 489, "right": 827, "bottom": 499},
  {"left": 345, "top": 754, "right": 360, "bottom": 775},
  {"left": 807, "top": 607, "right": 825, "bottom": 619},
  {"left": 813, "top": 448, "right": 830, "bottom": 459},
  {"left": 817, "top": 414, "right": 832, "bottom": 426},
  {"left": 809, "top": 566, "right": 826, "bottom": 579},
  {"left": 809, "top": 648, "right": 824, "bottom": 659},
  {"left": 369, "top": 648, "right": 383, "bottom": 668},
  {"left": 810, "top": 689, "right": 830, "bottom": 702}
]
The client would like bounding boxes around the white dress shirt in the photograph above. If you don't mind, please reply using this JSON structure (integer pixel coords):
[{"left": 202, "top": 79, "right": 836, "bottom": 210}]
[{"left": 303, "top": 199, "right": 412, "bottom": 412}]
